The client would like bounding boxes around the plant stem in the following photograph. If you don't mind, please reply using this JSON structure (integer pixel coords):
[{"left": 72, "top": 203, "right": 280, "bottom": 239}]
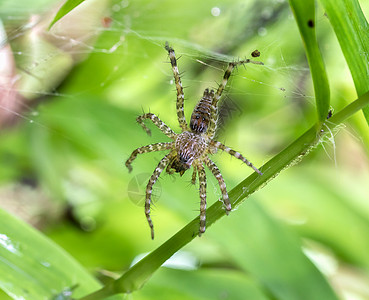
[{"left": 79, "top": 91, "right": 369, "bottom": 300}]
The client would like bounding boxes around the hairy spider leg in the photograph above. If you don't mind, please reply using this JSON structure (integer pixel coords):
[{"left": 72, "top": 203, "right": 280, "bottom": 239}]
[
  {"left": 145, "top": 153, "right": 173, "bottom": 240},
  {"left": 207, "top": 59, "right": 262, "bottom": 138},
  {"left": 165, "top": 43, "right": 188, "bottom": 132},
  {"left": 214, "top": 59, "right": 263, "bottom": 102},
  {"left": 125, "top": 142, "right": 173, "bottom": 172},
  {"left": 215, "top": 61, "right": 245, "bottom": 101},
  {"left": 206, "top": 62, "right": 238, "bottom": 138},
  {"left": 136, "top": 113, "right": 177, "bottom": 139},
  {"left": 198, "top": 166, "right": 207, "bottom": 235},
  {"left": 204, "top": 157, "right": 231, "bottom": 214},
  {"left": 191, "top": 165, "right": 197, "bottom": 184},
  {"left": 211, "top": 141, "right": 263, "bottom": 175}
]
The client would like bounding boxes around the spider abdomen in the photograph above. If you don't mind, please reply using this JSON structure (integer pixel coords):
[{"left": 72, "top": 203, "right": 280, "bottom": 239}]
[{"left": 190, "top": 88, "right": 215, "bottom": 133}]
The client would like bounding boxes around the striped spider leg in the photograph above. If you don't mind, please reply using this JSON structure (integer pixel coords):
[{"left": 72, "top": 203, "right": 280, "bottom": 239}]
[
  {"left": 145, "top": 153, "right": 173, "bottom": 240},
  {"left": 207, "top": 59, "right": 264, "bottom": 139},
  {"left": 136, "top": 113, "right": 176, "bottom": 139},
  {"left": 210, "top": 141, "right": 263, "bottom": 176},
  {"left": 125, "top": 142, "right": 173, "bottom": 173},
  {"left": 125, "top": 43, "right": 263, "bottom": 239},
  {"left": 191, "top": 166, "right": 197, "bottom": 185},
  {"left": 204, "top": 157, "right": 231, "bottom": 214},
  {"left": 125, "top": 113, "right": 176, "bottom": 239},
  {"left": 165, "top": 42, "right": 188, "bottom": 132},
  {"left": 197, "top": 165, "right": 207, "bottom": 235}
]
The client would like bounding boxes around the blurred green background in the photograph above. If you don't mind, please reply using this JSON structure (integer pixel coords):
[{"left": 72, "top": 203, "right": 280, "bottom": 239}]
[{"left": 1, "top": 0, "right": 369, "bottom": 299}]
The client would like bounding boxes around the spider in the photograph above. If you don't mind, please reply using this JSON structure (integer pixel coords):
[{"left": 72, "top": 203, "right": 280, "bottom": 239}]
[{"left": 126, "top": 43, "right": 263, "bottom": 239}]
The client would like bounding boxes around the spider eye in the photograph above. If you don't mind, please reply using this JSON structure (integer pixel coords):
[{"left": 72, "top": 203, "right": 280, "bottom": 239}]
[
  {"left": 196, "top": 115, "right": 200, "bottom": 119},
  {"left": 202, "top": 117, "right": 206, "bottom": 121}
]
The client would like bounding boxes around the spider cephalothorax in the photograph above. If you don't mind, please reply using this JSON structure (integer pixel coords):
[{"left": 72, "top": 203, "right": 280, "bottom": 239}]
[{"left": 126, "top": 43, "right": 263, "bottom": 239}]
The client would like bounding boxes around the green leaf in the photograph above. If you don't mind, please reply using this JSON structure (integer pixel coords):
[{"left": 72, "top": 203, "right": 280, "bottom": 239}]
[
  {"left": 319, "top": 0, "right": 369, "bottom": 124},
  {"left": 210, "top": 201, "right": 338, "bottom": 300},
  {"left": 261, "top": 168, "right": 369, "bottom": 269},
  {"left": 49, "top": 0, "right": 86, "bottom": 29},
  {"left": 135, "top": 268, "right": 269, "bottom": 300},
  {"left": 289, "top": 0, "right": 330, "bottom": 122},
  {"left": 0, "top": 209, "right": 101, "bottom": 299}
]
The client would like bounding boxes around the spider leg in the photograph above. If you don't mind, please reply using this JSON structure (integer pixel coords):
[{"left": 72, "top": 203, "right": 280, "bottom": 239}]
[
  {"left": 214, "top": 62, "right": 238, "bottom": 102},
  {"left": 165, "top": 43, "right": 188, "bottom": 132},
  {"left": 198, "top": 166, "right": 207, "bottom": 236},
  {"left": 214, "top": 59, "right": 262, "bottom": 102},
  {"left": 191, "top": 166, "right": 197, "bottom": 185},
  {"left": 206, "top": 62, "right": 238, "bottom": 138},
  {"left": 136, "top": 113, "right": 177, "bottom": 139},
  {"left": 145, "top": 153, "right": 172, "bottom": 240},
  {"left": 207, "top": 59, "right": 263, "bottom": 138},
  {"left": 211, "top": 140, "right": 263, "bottom": 175},
  {"left": 204, "top": 157, "right": 231, "bottom": 214},
  {"left": 125, "top": 142, "right": 173, "bottom": 172}
]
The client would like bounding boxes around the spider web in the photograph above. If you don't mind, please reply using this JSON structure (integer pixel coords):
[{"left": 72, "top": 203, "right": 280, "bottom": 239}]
[
  {"left": 0, "top": 0, "right": 363, "bottom": 218},
  {"left": 0, "top": 0, "right": 314, "bottom": 125}
]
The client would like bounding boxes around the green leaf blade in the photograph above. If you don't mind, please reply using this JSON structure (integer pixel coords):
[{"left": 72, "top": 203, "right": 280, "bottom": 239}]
[
  {"left": 210, "top": 201, "right": 339, "bottom": 300},
  {"left": 289, "top": 0, "right": 330, "bottom": 122},
  {"left": 0, "top": 209, "right": 101, "bottom": 299},
  {"left": 320, "top": 0, "right": 369, "bottom": 124},
  {"left": 49, "top": 0, "right": 86, "bottom": 29}
]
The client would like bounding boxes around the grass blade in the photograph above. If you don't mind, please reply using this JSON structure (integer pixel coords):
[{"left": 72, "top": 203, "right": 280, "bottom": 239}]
[
  {"left": 49, "top": 0, "right": 86, "bottom": 29},
  {"left": 320, "top": 0, "right": 369, "bottom": 124},
  {"left": 289, "top": 0, "right": 330, "bottom": 122}
]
